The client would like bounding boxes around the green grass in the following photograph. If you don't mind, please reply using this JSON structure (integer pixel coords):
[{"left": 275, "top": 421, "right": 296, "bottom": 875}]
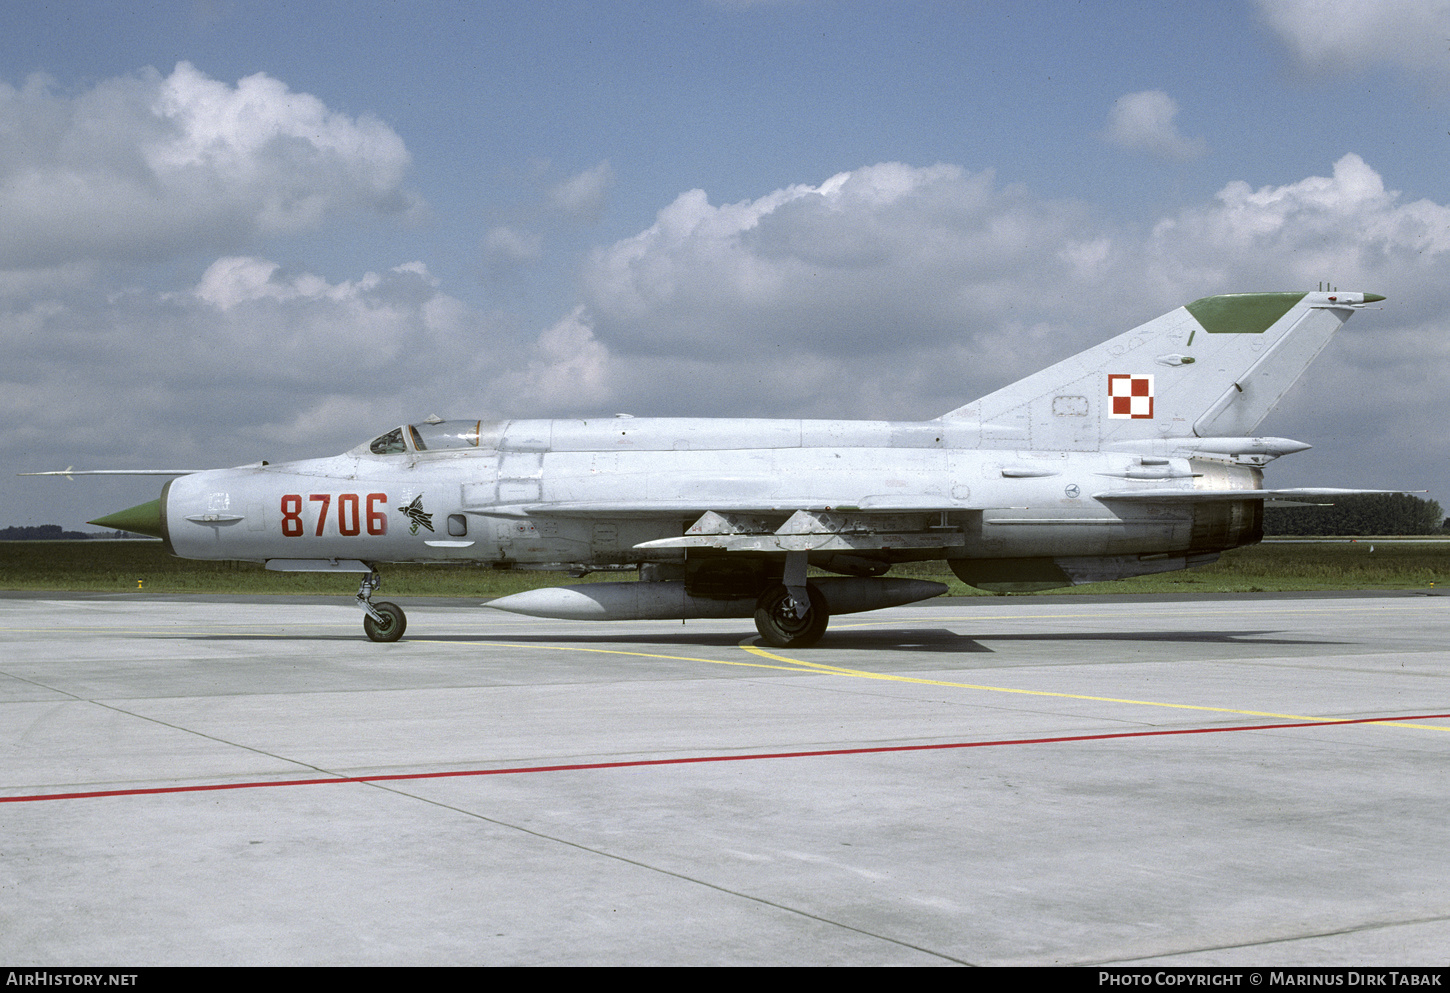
[
  {"left": 896, "top": 539, "right": 1450, "bottom": 596},
  {"left": 2, "top": 539, "right": 1447, "bottom": 598}
]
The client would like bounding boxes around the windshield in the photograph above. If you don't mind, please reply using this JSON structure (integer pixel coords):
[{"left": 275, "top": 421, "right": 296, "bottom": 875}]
[
  {"left": 367, "top": 420, "right": 499, "bottom": 455},
  {"left": 411, "top": 420, "right": 485, "bottom": 451}
]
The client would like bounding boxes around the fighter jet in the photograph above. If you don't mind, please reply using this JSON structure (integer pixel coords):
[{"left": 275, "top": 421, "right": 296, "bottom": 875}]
[{"left": 42, "top": 290, "right": 1401, "bottom": 647}]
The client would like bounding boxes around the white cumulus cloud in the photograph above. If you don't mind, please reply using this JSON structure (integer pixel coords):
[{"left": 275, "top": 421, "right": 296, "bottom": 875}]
[
  {"left": 488, "top": 306, "right": 613, "bottom": 412},
  {"left": 1146, "top": 153, "right": 1450, "bottom": 306},
  {"left": 1103, "top": 90, "right": 1208, "bottom": 161},
  {"left": 0, "top": 255, "right": 497, "bottom": 475},
  {"left": 0, "top": 62, "right": 418, "bottom": 270},
  {"left": 582, "top": 161, "right": 1103, "bottom": 374},
  {"left": 1256, "top": 0, "right": 1450, "bottom": 82}
]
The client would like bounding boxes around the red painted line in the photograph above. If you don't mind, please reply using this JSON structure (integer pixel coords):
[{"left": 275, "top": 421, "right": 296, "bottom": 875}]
[{"left": 5, "top": 712, "right": 1449, "bottom": 804}]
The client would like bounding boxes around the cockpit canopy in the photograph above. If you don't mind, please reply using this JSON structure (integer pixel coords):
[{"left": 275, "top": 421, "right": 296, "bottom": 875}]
[{"left": 367, "top": 420, "right": 500, "bottom": 455}]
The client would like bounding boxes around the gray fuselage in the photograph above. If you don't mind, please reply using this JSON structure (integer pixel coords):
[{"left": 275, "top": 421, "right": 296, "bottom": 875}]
[{"left": 160, "top": 416, "right": 1263, "bottom": 587}]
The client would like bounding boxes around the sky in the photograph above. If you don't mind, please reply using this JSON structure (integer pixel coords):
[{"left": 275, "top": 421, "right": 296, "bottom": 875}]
[{"left": 4, "top": 0, "right": 1450, "bottom": 529}]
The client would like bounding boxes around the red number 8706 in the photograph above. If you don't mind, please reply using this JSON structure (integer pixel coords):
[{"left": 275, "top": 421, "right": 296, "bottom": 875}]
[{"left": 280, "top": 493, "right": 388, "bottom": 537}]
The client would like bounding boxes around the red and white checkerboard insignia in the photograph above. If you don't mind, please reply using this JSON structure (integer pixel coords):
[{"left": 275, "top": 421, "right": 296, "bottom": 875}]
[{"left": 1108, "top": 374, "right": 1154, "bottom": 419}]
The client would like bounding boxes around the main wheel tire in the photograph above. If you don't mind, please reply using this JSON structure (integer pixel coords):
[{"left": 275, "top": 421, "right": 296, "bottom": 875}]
[
  {"left": 754, "top": 583, "right": 828, "bottom": 648},
  {"left": 363, "top": 601, "right": 407, "bottom": 643}
]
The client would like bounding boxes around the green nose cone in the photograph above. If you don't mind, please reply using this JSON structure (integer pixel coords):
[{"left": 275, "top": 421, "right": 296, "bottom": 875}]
[{"left": 89, "top": 498, "right": 165, "bottom": 539}]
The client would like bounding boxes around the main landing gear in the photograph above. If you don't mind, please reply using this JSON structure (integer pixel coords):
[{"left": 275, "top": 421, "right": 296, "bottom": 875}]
[
  {"left": 754, "top": 582, "right": 828, "bottom": 648},
  {"left": 357, "top": 569, "right": 407, "bottom": 642},
  {"left": 752, "top": 551, "right": 828, "bottom": 649}
]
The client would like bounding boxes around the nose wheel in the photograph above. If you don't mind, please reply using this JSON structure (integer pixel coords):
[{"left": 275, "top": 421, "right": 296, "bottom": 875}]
[
  {"left": 363, "top": 601, "right": 406, "bottom": 642},
  {"left": 357, "top": 570, "right": 407, "bottom": 642}
]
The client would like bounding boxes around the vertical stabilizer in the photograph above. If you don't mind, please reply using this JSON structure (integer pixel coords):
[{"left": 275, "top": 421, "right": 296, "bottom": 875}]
[{"left": 939, "top": 291, "right": 1380, "bottom": 449}]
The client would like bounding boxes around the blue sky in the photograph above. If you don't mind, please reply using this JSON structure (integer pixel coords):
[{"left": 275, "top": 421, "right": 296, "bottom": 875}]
[{"left": 4, "top": 0, "right": 1450, "bottom": 527}]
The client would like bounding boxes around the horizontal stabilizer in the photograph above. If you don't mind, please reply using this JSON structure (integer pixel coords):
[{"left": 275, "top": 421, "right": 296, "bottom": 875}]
[{"left": 1103, "top": 436, "right": 1312, "bottom": 465}]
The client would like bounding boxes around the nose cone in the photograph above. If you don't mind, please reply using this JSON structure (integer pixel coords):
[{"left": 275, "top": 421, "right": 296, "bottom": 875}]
[{"left": 89, "top": 498, "right": 165, "bottom": 539}]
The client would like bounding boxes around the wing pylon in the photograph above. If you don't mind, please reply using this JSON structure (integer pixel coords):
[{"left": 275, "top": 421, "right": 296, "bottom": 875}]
[{"left": 634, "top": 509, "right": 965, "bottom": 553}]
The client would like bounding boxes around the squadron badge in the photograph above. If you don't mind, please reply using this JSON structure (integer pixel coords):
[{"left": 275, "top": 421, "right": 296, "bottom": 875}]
[{"left": 398, "top": 495, "right": 434, "bottom": 535}]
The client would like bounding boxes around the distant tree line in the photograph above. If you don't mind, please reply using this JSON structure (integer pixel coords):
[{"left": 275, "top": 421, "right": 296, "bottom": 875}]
[
  {"left": 0, "top": 524, "right": 95, "bottom": 540},
  {"left": 1264, "top": 494, "right": 1445, "bottom": 536}
]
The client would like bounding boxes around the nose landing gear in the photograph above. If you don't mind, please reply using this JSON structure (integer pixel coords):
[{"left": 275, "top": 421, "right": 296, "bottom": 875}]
[{"left": 356, "top": 569, "right": 406, "bottom": 642}]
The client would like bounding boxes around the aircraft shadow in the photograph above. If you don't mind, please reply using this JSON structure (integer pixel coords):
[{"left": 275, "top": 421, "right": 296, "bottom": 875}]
[
  {"left": 411, "top": 627, "right": 1344, "bottom": 654},
  {"left": 811, "top": 628, "right": 1342, "bottom": 654},
  {"left": 406, "top": 629, "right": 984, "bottom": 652}
]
